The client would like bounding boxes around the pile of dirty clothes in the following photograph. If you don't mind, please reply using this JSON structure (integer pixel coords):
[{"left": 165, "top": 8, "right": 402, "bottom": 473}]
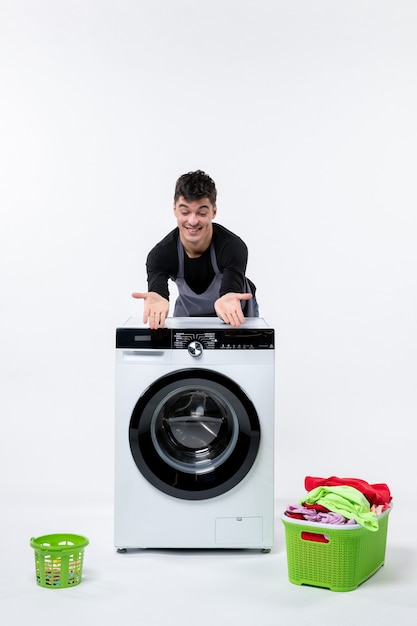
[{"left": 284, "top": 476, "right": 392, "bottom": 532}]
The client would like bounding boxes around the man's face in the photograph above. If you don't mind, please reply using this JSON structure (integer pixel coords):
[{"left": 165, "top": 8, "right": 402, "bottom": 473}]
[{"left": 173, "top": 196, "right": 217, "bottom": 253}]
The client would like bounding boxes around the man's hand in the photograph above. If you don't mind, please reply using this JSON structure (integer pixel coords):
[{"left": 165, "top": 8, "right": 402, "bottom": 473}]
[
  {"left": 132, "top": 292, "right": 170, "bottom": 329},
  {"left": 214, "top": 293, "right": 253, "bottom": 327}
]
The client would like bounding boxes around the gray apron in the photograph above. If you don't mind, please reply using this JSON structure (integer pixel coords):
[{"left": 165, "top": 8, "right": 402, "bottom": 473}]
[{"left": 173, "top": 238, "right": 256, "bottom": 317}]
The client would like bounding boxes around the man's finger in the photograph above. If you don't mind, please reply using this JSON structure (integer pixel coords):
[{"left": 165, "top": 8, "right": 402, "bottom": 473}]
[{"left": 238, "top": 293, "right": 252, "bottom": 301}]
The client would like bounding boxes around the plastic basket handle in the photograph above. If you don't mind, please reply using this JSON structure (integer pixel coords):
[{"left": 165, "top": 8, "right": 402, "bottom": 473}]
[
  {"left": 301, "top": 531, "right": 329, "bottom": 543},
  {"left": 30, "top": 539, "right": 76, "bottom": 552}
]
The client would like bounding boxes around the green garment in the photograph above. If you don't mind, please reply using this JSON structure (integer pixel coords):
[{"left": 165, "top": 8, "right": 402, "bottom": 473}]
[{"left": 301, "top": 485, "right": 379, "bottom": 531}]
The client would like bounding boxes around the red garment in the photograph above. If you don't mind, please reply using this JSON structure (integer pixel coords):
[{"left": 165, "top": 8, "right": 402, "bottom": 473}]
[
  {"left": 302, "top": 502, "right": 329, "bottom": 513},
  {"left": 284, "top": 512, "right": 305, "bottom": 520},
  {"left": 304, "top": 476, "right": 392, "bottom": 506}
]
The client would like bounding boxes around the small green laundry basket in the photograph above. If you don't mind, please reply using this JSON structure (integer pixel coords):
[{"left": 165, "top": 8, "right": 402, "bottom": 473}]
[{"left": 30, "top": 533, "right": 89, "bottom": 589}]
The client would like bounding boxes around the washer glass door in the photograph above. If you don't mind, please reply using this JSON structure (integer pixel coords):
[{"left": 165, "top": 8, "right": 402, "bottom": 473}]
[{"left": 129, "top": 368, "right": 260, "bottom": 499}]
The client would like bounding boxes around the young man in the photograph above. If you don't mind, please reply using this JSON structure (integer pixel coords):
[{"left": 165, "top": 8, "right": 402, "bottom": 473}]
[{"left": 132, "top": 170, "right": 258, "bottom": 329}]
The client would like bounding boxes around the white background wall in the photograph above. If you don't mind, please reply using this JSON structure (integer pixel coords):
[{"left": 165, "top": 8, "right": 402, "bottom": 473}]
[{"left": 1, "top": 0, "right": 416, "bottom": 508}]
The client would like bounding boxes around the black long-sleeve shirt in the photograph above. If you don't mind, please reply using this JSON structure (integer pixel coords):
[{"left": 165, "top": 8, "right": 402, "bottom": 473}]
[{"left": 146, "top": 223, "right": 255, "bottom": 301}]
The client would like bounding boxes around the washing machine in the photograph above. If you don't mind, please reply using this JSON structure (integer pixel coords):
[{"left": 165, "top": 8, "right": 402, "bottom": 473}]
[{"left": 114, "top": 316, "right": 275, "bottom": 551}]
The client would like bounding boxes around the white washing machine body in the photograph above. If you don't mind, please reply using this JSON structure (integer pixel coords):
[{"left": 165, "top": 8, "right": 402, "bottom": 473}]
[{"left": 114, "top": 317, "right": 275, "bottom": 551}]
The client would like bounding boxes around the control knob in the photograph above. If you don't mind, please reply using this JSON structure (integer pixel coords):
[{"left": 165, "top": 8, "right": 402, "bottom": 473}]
[{"left": 187, "top": 340, "right": 203, "bottom": 358}]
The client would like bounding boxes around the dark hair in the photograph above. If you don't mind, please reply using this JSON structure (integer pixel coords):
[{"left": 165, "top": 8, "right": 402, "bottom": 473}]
[{"left": 174, "top": 170, "right": 217, "bottom": 205}]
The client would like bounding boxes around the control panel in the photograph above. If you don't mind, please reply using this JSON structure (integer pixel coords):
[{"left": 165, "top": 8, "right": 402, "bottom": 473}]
[{"left": 116, "top": 327, "right": 274, "bottom": 350}]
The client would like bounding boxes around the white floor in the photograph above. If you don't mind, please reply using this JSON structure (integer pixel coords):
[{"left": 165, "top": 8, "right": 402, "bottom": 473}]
[{"left": 2, "top": 491, "right": 416, "bottom": 626}]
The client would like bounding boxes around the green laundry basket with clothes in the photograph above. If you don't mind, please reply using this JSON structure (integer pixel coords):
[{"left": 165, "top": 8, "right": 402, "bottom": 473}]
[{"left": 30, "top": 533, "right": 89, "bottom": 588}]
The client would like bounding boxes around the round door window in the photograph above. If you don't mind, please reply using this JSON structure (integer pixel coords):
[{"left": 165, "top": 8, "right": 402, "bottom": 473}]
[{"left": 129, "top": 368, "right": 260, "bottom": 500}]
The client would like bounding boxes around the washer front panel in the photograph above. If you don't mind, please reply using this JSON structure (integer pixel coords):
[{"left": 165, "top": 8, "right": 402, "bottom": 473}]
[{"left": 115, "top": 317, "right": 275, "bottom": 549}]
